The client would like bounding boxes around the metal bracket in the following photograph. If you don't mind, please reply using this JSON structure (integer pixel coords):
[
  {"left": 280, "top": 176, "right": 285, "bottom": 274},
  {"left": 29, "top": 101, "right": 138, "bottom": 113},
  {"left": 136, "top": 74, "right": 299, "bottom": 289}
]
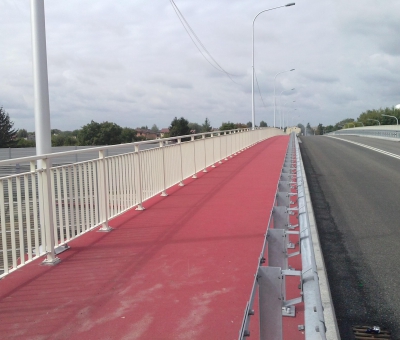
[
  {"left": 273, "top": 206, "right": 289, "bottom": 229},
  {"left": 281, "top": 269, "right": 303, "bottom": 317}
]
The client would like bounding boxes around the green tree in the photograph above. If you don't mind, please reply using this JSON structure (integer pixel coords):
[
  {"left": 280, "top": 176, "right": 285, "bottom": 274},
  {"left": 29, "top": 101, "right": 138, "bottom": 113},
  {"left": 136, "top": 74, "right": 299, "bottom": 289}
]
[
  {"left": 0, "top": 107, "right": 18, "bottom": 147},
  {"left": 201, "top": 118, "right": 212, "bottom": 132},
  {"left": 246, "top": 121, "right": 252, "bottom": 128},
  {"left": 259, "top": 120, "right": 268, "bottom": 127},
  {"left": 51, "top": 129, "right": 62, "bottom": 135},
  {"left": 51, "top": 133, "right": 77, "bottom": 146},
  {"left": 15, "top": 138, "right": 35, "bottom": 147},
  {"left": 220, "top": 122, "right": 236, "bottom": 131},
  {"left": 306, "top": 122, "right": 314, "bottom": 135},
  {"left": 236, "top": 123, "right": 248, "bottom": 129},
  {"left": 121, "top": 127, "right": 138, "bottom": 143},
  {"left": 151, "top": 124, "right": 159, "bottom": 133},
  {"left": 188, "top": 122, "right": 202, "bottom": 133},
  {"left": 169, "top": 117, "right": 191, "bottom": 137},
  {"left": 77, "top": 120, "right": 123, "bottom": 145},
  {"left": 16, "top": 128, "right": 28, "bottom": 138},
  {"left": 315, "top": 123, "right": 324, "bottom": 135},
  {"left": 297, "top": 123, "right": 305, "bottom": 135}
]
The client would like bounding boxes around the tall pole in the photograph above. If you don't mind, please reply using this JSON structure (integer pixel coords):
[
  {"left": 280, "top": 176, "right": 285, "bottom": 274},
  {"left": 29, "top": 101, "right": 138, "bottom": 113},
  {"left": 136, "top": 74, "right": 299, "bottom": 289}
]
[
  {"left": 279, "top": 88, "right": 295, "bottom": 129},
  {"left": 274, "top": 69, "right": 294, "bottom": 128},
  {"left": 31, "top": 0, "right": 52, "bottom": 164},
  {"left": 251, "top": 3, "right": 295, "bottom": 130}
]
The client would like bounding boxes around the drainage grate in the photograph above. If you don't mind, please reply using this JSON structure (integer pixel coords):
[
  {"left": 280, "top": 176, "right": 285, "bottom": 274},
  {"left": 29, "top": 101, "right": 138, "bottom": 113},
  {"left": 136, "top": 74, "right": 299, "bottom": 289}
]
[{"left": 353, "top": 325, "right": 391, "bottom": 339}]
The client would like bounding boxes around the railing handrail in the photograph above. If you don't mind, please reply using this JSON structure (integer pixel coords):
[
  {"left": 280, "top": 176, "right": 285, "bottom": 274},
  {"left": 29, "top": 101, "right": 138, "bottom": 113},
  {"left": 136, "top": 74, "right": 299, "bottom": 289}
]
[
  {"left": 328, "top": 125, "right": 400, "bottom": 133},
  {"left": 0, "top": 127, "right": 267, "bottom": 166}
]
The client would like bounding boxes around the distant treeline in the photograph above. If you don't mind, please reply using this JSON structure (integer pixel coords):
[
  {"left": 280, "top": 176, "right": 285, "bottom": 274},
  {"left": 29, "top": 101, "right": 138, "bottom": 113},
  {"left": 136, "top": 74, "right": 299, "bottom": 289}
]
[{"left": 299, "top": 106, "right": 400, "bottom": 135}]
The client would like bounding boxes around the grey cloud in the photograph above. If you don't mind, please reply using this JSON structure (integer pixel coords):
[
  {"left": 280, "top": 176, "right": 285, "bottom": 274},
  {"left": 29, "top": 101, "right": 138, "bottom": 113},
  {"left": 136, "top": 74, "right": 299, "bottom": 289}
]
[{"left": 1, "top": 0, "right": 400, "bottom": 130}]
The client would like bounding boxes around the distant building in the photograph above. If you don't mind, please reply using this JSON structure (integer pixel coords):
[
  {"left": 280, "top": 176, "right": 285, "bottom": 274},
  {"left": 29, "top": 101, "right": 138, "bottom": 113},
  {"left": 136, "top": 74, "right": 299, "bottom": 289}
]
[
  {"left": 286, "top": 126, "right": 301, "bottom": 136},
  {"left": 159, "top": 128, "right": 169, "bottom": 138},
  {"left": 136, "top": 129, "right": 157, "bottom": 140}
]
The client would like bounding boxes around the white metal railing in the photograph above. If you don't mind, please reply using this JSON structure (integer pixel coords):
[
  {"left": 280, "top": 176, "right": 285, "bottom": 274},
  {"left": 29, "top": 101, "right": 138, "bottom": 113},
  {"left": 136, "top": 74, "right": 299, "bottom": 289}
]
[
  {"left": 0, "top": 127, "right": 284, "bottom": 278},
  {"left": 328, "top": 125, "right": 400, "bottom": 140}
]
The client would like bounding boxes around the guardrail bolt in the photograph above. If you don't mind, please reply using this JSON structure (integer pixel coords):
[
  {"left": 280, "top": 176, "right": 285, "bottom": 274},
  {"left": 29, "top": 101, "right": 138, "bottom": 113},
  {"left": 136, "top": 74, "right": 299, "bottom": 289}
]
[{"left": 248, "top": 309, "right": 255, "bottom": 316}]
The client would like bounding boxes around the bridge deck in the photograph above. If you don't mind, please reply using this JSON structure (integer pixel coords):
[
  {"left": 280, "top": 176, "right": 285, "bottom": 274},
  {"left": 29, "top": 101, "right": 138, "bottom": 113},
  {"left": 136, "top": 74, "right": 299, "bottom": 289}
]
[{"left": 0, "top": 136, "right": 304, "bottom": 340}]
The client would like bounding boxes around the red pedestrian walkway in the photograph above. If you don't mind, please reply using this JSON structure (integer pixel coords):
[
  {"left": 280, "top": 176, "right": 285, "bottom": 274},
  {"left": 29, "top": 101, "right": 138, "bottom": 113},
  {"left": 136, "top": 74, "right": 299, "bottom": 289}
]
[{"left": 0, "top": 136, "right": 296, "bottom": 340}]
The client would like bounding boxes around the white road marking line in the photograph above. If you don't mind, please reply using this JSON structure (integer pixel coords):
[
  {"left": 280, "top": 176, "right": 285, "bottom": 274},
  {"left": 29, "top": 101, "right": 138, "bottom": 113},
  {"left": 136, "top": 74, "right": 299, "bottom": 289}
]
[{"left": 328, "top": 136, "right": 400, "bottom": 160}]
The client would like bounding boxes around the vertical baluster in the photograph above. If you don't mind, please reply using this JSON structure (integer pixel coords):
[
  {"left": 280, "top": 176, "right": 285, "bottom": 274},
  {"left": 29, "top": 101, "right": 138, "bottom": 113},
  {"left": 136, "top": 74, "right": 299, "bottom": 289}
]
[
  {"left": 16, "top": 177, "right": 25, "bottom": 265},
  {"left": 24, "top": 174, "right": 32, "bottom": 261},
  {"left": 98, "top": 150, "right": 112, "bottom": 232},
  {"left": 0, "top": 181, "right": 8, "bottom": 275},
  {"left": 135, "top": 145, "right": 144, "bottom": 210}
]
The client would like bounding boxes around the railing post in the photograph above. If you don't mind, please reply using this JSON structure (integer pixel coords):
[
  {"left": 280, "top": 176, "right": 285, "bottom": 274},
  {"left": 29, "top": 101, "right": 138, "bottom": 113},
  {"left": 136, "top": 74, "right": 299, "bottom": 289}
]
[
  {"left": 40, "top": 158, "right": 60, "bottom": 265},
  {"left": 219, "top": 132, "right": 223, "bottom": 164},
  {"left": 178, "top": 138, "right": 184, "bottom": 186},
  {"left": 160, "top": 141, "right": 168, "bottom": 196},
  {"left": 202, "top": 134, "right": 207, "bottom": 173},
  {"left": 212, "top": 133, "right": 216, "bottom": 168},
  {"left": 135, "top": 145, "right": 145, "bottom": 210},
  {"left": 98, "top": 150, "right": 112, "bottom": 232},
  {"left": 225, "top": 132, "right": 228, "bottom": 160},
  {"left": 192, "top": 136, "right": 197, "bottom": 179}
]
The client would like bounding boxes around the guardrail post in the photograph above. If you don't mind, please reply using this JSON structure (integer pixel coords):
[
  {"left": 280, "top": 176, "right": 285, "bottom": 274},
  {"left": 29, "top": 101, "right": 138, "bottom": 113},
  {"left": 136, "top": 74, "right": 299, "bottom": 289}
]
[
  {"left": 98, "top": 150, "right": 112, "bottom": 231},
  {"left": 160, "top": 141, "right": 168, "bottom": 196},
  {"left": 40, "top": 158, "right": 60, "bottom": 265}
]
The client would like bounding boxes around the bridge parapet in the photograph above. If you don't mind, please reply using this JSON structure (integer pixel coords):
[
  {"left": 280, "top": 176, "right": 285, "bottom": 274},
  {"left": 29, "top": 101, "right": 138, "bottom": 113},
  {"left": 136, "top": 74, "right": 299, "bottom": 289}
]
[{"left": 329, "top": 125, "right": 400, "bottom": 141}]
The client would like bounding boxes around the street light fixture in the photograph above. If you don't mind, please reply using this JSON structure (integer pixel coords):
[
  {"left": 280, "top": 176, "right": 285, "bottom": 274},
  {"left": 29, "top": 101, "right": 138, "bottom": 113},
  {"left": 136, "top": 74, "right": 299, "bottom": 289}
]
[
  {"left": 251, "top": 3, "right": 295, "bottom": 130},
  {"left": 279, "top": 88, "right": 295, "bottom": 129},
  {"left": 367, "top": 119, "right": 380, "bottom": 125},
  {"left": 382, "top": 114, "right": 399, "bottom": 125},
  {"left": 274, "top": 68, "right": 295, "bottom": 128}
]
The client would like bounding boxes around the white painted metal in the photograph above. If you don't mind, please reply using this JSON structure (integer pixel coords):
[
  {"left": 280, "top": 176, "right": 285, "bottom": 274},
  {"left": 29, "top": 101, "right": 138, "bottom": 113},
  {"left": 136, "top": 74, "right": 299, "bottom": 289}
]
[
  {"left": 0, "top": 128, "right": 283, "bottom": 278},
  {"left": 30, "top": 0, "right": 52, "bottom": 161}
]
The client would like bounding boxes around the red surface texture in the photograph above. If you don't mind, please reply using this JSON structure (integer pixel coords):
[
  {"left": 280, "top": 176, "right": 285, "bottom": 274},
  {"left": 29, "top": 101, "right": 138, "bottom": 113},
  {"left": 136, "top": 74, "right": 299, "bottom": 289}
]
[{"left": 0, "top": 136, "right": 305, "bottom": 340}]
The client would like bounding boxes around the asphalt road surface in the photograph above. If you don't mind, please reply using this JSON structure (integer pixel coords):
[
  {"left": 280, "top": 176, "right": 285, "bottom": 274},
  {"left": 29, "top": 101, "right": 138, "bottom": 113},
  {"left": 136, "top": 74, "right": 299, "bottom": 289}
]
[{"left": 300, "top": 135, "right": 400, "bottom": 339}]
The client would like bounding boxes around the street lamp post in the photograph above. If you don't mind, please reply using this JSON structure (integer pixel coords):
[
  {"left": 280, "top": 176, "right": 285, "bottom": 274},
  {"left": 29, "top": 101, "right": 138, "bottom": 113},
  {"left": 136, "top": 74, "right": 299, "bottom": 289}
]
[
  {"left": 279, "top": 88, "right": 295, "bottom": 129},
  {"left": 382, "top": 114, "right": 399, "bottom": 125},
  {"left": 274, "top": 69, "right": 294, "bottom": 128},
  {"left": 367, "top": 119, "right": 380, "bottom": 125},
  {"left": 251, "top": 3, "right": 295, "bottom": 130},
  {"left": 31, "top": 0, "right": 52, "bottom": 160},
  {"left": 282, "top": 101, "right": 295, "bottom": 129}
]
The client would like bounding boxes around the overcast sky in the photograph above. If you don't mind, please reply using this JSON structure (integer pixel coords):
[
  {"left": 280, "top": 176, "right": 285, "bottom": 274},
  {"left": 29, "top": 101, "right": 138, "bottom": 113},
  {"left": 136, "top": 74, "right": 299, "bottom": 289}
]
[{"left": 1, "top": 0, "right": 399, "bottom": 131}]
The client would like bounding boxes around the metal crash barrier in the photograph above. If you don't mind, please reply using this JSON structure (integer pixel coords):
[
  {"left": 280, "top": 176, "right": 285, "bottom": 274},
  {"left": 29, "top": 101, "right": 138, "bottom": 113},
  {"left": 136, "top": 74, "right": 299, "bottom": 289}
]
[{"left": 239, "top": 133, "right": 331, "bottom": 340}]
